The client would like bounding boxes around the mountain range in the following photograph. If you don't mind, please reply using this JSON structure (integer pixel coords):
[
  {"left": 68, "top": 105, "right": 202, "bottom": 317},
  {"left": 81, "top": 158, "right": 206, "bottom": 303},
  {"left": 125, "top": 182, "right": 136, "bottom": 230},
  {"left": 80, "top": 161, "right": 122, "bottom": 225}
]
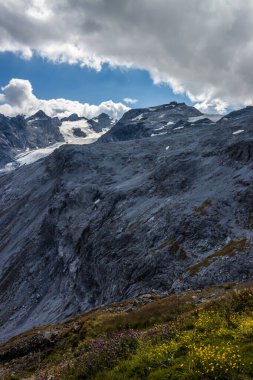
[
  {"left": 0, "top": 111, "right": 113, "bottom": 170},
  {"left": 0, "top": 101, "right": 252, "bottom": 345}
]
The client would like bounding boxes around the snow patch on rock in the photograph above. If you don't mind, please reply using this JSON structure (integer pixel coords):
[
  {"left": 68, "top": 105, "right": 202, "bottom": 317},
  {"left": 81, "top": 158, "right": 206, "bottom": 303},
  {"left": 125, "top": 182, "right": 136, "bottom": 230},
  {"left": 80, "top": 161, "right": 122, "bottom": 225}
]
[{"left": 233, "top": 129, "right": 244, "bottom": 135}]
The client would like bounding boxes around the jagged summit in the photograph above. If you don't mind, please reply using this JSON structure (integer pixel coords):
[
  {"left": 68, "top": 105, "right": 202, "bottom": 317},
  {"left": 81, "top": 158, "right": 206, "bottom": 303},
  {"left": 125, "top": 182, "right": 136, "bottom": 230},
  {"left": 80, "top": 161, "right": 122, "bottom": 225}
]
[
  {"left": 61, "top": 113, "right": 87, "bottom": 122},
  {"left": 88, "top": 112, "right": 114, "bottom": 132},
  {"left": 27, "top": 110, "right": 50, "bottom": 120},
  {"left": 60, "top": 113, "right": 113, "bottom": 128},
  {"left": 98, "top": 112, "right": 112, "bottom": 118}
]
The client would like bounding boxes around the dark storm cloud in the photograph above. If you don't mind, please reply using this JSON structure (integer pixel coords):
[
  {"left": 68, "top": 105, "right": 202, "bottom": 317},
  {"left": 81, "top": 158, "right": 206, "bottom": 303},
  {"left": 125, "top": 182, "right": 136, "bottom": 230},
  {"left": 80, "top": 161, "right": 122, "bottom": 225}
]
[{"left": 1, "top": 0, "right": 253, "bottom": 112}]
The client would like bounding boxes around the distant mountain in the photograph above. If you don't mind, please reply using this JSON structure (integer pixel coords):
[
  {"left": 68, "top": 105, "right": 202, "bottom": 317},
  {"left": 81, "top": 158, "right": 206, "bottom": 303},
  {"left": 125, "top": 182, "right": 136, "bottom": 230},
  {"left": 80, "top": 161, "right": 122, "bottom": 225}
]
[
  {"left": 101, "top": 102, "right": 203, "bottom": 142},
  {"left": 26, "top": 111, "right": 63, "bottom": 145},
  {"left": 88, "top": 112, "right": 114, "bottom": 132},
  {"left": 0, "top": 102, "right": 253, "bottom": 344},
  {"left": 0, "top": 111, "right": 63, "bottom": 166},
  {"left": 26, "top": 110, "right": 51, "bottom": 121},
  {"left": 60, "top": 112, "right": 113, "bottom": 132},
  {"left": 0, "top": 111, "right": 114, "bottom": 169},
  {"left": 61, "top": 113, "right": 87, "bottom": 122},
  {"left": 59, "top": 113, "right": 113, "bottom": 145}
]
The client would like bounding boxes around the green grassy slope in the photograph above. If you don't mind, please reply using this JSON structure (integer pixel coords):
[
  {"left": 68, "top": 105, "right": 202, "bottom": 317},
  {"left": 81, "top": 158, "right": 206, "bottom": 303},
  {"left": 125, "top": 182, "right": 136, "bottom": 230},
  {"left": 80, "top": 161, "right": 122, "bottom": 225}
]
[{"left": 1, "top": 282, "right": 253, "bottom": 379}]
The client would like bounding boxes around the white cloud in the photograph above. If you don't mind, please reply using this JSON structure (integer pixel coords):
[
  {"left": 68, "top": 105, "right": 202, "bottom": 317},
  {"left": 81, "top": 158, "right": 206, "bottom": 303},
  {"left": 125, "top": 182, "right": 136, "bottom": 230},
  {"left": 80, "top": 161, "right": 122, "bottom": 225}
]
[
  {"left": 1, "top": 79, "right": 36, "bottom": 106},
  {"left": 2, "top": 1, "right": 253, "bottom": 112},
  {"left": 0, "top": 78, "right": 129, "bottom": 119},
  {"left": 123, "top": 98, "right": 138, "bottom": 104},
  {"left": 26, "top": 0, "right": 53, "bottom": 21}
]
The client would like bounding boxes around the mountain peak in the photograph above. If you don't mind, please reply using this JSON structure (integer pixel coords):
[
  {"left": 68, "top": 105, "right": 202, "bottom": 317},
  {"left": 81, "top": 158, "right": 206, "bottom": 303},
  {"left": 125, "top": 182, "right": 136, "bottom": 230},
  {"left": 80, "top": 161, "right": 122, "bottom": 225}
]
[
  {"left": 61, "top": 113, "right": 87, "bottom": 122},
  {"left": 27, "top": 110, "right": 50, "bottom": 120},
  {"left": 97, "top": 112, "right": 111, "bottom": 119},
  {"left": 88, "top": 113, "right": 114, "bottom": 132},
  {"left": 90, "top": 113, "right": 112, "bottom": 123}
]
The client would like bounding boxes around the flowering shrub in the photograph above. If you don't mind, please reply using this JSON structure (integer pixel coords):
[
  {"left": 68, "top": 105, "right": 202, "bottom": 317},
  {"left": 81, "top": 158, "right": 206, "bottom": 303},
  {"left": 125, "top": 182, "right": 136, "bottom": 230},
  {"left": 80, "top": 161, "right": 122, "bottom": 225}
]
[
  {"left": 238, "top": 315, "right": 253, "bottom": 338},
  {"left": 145, "top": 342, "right": 172, "bottom": 368},
  {"left": 188, "top": 342, "right": 243, "bottom": 377},
  {"left": 194, "top": 310, "right": 222, "bottom": 331}
]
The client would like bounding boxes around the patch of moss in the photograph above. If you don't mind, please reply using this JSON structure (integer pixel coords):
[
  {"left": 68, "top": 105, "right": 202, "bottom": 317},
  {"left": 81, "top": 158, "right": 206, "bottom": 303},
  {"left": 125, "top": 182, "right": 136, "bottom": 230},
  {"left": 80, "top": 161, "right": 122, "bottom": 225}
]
[
  {"left": 127, "top": 220, "right": 143, "bottom": 233},
  {"left": 179, "top": 248, "right": 187, "bottom": 260},
  {"left": 188, "top": 239, "right": 247, "bottom": 276},
  {"left": 170, "top": 241, "right": 181, "bottom": 254},
  {"left": 159, "top": 239, "right": 188, "bottom": 259},
  {"left": 159, "top": 239, "right": 173, "bottom": 249},
  {"left": 195, "top": 199, "right": 212, "bottom": 215}
]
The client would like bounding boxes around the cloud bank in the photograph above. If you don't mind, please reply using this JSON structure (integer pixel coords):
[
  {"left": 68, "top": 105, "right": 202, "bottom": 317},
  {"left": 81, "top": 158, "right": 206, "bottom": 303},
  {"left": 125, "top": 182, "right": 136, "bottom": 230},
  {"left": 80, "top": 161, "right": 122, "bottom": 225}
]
[
  {"left": 123, "top": 98, "right": 138, "bottom": 105},
  {"left": 1, "top": 0, "right": 253, "bottom": 112},
  {"left": 0, "top": 78, "right": 129, "bottom": 119}
]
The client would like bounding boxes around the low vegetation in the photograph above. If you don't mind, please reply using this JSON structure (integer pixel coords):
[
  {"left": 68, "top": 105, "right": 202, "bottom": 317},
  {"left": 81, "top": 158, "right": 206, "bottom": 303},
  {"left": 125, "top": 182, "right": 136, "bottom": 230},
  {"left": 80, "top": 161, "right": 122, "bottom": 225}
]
[
  {"left": 188, "top": 239, "right": 247, "bottom": 275},
  {"left": 1, "top": 283, "right": 253, "bottom": 379},
  {"left": 195, "top": 199, "right": 212, "bottom": 215}
]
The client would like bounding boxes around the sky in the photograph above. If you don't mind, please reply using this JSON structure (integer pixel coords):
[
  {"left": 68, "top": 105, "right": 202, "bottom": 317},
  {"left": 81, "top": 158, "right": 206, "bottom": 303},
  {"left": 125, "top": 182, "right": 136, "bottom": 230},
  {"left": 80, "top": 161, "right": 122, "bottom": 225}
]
[
  {"left": 0, "top": 52, "right": 189, "bottom": 118},
  {"left": 1, "top": 0, "right": 253, "bottom": 118}
]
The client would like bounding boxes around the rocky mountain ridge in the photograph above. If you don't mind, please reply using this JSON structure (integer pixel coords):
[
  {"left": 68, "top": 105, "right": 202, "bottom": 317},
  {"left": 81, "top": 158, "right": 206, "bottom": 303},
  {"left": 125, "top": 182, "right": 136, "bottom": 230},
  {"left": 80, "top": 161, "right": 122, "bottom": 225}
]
[{"left": 101, "top": 101, "right": 210, "bottom": 142}]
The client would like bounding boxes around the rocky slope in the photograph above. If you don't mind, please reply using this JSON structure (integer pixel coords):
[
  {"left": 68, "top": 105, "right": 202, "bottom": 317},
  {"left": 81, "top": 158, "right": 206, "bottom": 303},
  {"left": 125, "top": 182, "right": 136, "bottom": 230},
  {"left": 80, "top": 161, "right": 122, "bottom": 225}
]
[{"left": 0, "top": 102, "right": 252, "bottom": 344}]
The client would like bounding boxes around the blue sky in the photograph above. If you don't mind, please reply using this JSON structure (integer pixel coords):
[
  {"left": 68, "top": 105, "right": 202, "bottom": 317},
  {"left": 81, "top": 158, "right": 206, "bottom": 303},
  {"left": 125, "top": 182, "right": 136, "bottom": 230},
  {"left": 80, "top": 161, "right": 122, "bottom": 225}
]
[{"left": 0, "top": 52, "right": 190, "bottom": 109}]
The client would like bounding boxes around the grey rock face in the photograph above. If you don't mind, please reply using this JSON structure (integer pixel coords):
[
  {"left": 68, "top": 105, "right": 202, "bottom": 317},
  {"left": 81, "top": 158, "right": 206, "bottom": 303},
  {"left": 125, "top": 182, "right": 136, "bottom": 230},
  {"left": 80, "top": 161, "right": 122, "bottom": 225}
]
[
  {"left": 88, "top": 113, "right": 114, "bottom": 132},
  {"left": 25, "top": 111, "right": 63, "bottom": 146},
  {"left": 0, "top": 103, "right": 253, "bottom": 343},
  {"left": 72, "top": 128, "right": 87, "bottom": 138}
]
